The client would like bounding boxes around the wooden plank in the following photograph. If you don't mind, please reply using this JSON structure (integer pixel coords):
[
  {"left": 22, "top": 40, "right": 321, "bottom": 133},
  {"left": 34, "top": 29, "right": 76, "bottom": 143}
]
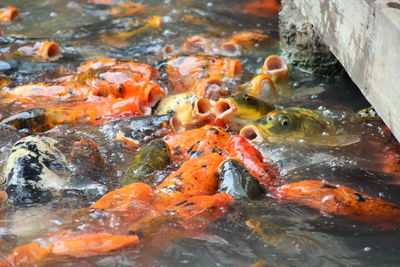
[{"left": 289, "top": 0, "right": 400, "bottom": 140}]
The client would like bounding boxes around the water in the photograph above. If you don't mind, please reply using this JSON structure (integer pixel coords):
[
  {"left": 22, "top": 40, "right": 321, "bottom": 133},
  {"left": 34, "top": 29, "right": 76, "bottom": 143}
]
[{"left": 1, "top": 0, "right": 400, "bottom": 266}]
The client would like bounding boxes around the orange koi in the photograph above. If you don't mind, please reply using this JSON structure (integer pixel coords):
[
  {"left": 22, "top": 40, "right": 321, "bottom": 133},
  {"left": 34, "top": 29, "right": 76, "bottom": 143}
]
[
  {"left": 227, "top": 135, "right": 281, "bottom": 190},
  {"left": 163, "top": 125, "right": 213, "bottom": 162},
  {"left": 163, "top": 125, "right": 229, "bottom": 162},
  {"left": 0, "top": 6, "right": 19, "bottom": 21},
  {"left": 261, "top": 55, "right": 289, "bottom": 83},
  {"left": 168, "top": 193, "right": 234, "bottom": 229},
  {"left": 109, "top": 3, "right": 146, "bottom": 17},
  {"left": 187, "top": 126, "right": 230, "bottom": 159},
  {"left": 241, "top": 0, "right": 281, "bottom": 17},
  {"left": 77, "top": 58, "right": 160, "bottom": 81},
  {"left": 51, "top": 233, "right": 139, "bottom": 257},
  {"left": 0, "top": 233, "right": 139, "bottom": 266},
  {"left": 277, "top": 180, "right": 400, "bottom": 225},
  {"left": 165, "top": 55, "right": 242, "bottom": 96},
  {"left": 0, "top": 242, "right": 51, "bottom": 267},
  {"left": 129, "top": 193, "right": 234, "bottom": 233},
  {"left": 182, "top": 35, "right": 212, "bottom": 54},
  {"left": 230, "top": 30, "right": 269, "bottom": 45},
  {"left": 91, "top": 182, "right": 153, "bottom": 212},
  {"left": 37, "top": 40, "right": 62, "bottom": 61},
  {"left": 155, "top": 153, "right": 225, "bottom": 201},
  {"left": 1, "top": 41, "right": 62, "bottom": 62},
  {"left": 1, "top": 92, "right": 160, "bottom": 131},
  {"left": 73, "top": 68, "right": 165, "bottom": 102},
  {"left": 72, "top": 67, "right": 143, "bottom": 97},
  {"left": 6, "top": 82, "right": 96, "bottom": 102}
]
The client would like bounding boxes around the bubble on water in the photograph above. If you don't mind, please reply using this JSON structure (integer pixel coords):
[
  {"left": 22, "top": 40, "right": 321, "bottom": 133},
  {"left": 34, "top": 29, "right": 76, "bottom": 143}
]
[{"left": 363, "top": 247, "right": 371, "bottom": 252}]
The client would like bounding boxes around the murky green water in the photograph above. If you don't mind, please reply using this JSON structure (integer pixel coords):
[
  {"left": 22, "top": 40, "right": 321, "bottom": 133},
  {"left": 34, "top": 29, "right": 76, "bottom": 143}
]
[{"left": 1, "top": 0, "right": 400, "bottom": 266}]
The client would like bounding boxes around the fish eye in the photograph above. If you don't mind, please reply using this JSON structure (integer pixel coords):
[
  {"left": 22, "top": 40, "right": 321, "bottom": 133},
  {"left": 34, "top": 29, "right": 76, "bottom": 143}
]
[
  {"left": 267, "top": 116, "right": 272, "bottom": 121},
  {"left": 279, "top": 115, "right": 289, "bottom": 126},
  {"left": 244, "top": 95, "right": 251, "bottom": 101}
]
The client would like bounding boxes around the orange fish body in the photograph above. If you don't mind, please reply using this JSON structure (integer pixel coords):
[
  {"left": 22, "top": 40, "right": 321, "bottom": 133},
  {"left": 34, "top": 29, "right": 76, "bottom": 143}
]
[
  {"left": 227, "top": 135, "right": 280, "bottom": 190},
  {"left": 242, "top": 0, "right": 281, "bottom": 17},
  {"left": 0, "top": 242, "right": 51, "bottom": 267},
  {"left": 129, "top": 193, "right": 234, "bottom": 233},
  {"left": 277, "top": 180, "right": 400, "bottom": 226},
  {"left": 163, "top": 125, "right": 213, "bottom": 162},
  {"left": 77, "top": 58, "right": 159, "bottom": 81},
  {"left": 167, "top": 193, "right": 234, "bottom": 229},
  {"left": 230, "top": 30, "right": 269, "bottom": 44},
  {"left": 163, "top": 125, "right": 229, "bottom": 162},
  {"left": 6, "top": 82, "right": 96, "bottom": 102},
  {"left": 109, "top": 3, "right": 146, "bottom": 17},
  {"left": 187, "top": 126, "right": 230, "bottom": 159},
  {"left": 166, "top": 55, "right": 242, "bottom": 95},
  {"left": 2, "top": 81, "right": 165, "bottom": 131},
  {"left": 51, "top": 233, "right": 139, "bottom": 257},
  {"left": 155, "top": 153, "right": 225, "bottom": 201},
  {"left": 0, "top": 233, "right": 139, "bottom": 266},
  {"left": 91, "top": 182, "right": 153, "bottom": 212},
  {"left": 0, "top": 6, "right": 19, "bottom": 21},
  {"left": 72, "top": 67, "right": 143, "bottom": 98},
  {"left": 182, "top": 35, "right": 212, "bottom": 54},
  {"left": 2, "top": 41, "right": 62, "bottom": 62}
]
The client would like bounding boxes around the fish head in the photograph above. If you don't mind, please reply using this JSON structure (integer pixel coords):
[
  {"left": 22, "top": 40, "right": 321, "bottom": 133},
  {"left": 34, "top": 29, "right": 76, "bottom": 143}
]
[
  {"left": 216, "top": 94, "right": 272, "bottom": 122},
  {"left": 240, "top": 109, "right": 301, "bottom": 143}
]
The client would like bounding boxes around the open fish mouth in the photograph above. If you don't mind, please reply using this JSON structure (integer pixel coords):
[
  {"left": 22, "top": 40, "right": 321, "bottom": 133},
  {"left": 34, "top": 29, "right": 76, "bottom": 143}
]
[
  {"left": 262, "top": 55, "right": 288, "bottom": 82},
  {"left": 215, "top": 98, "right": 237, "bottom": 120},
  {"left": 239, "top": 124, "right": 265, "bottom": 143},
  {"left": 168, "top": 97, "right": 211, "bottom": 131}
]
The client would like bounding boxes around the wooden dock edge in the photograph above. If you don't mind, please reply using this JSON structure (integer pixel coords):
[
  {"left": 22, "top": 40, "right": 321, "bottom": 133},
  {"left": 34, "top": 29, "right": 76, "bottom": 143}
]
[{"left": 287, "top": 0, "right": 400, "bottom": 141}]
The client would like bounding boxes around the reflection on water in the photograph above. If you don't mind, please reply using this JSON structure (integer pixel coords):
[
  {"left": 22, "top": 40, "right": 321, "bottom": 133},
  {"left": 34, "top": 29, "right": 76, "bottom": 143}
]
[{"left": 1, "top": 0, "right": 400, "bottom": 266}]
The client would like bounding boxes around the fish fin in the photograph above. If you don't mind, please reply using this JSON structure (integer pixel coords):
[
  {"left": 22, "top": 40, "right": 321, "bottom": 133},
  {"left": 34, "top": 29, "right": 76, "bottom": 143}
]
[
  {"left": 114, "top": 131, "right": 140, "bottom": 148},
  {"left": 313, "top": 134, "right": 361, "bottom": 147},
  {"left": 291, "top": 87, "right": 325, "bottom": 98}
]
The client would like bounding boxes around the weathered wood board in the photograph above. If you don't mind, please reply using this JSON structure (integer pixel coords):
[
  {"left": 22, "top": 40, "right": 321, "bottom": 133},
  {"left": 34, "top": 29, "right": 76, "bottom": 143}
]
[{"left": 289, "top": 0, "right": 400, "bottom": 141}]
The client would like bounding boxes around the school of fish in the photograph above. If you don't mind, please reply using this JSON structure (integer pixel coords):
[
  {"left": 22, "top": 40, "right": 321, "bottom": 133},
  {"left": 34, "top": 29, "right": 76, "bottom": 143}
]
[{"left": 0, "top": 0, "right": 399, "bottom": 266}]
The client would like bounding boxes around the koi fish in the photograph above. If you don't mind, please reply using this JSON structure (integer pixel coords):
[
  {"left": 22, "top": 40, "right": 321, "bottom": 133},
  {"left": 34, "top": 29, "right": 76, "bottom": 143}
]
[
  {"left": 277, "top": 180, "right": 400, "bottom": 226},
  {"left": 240, "top": 107, "right": 360, "bottom": 146},
  {"left": 163, "top": 125, "right": 229, "bottom": 162},
  {"left": 0, "top": 233, "right": 139, "bottom": 266},
  {"left": 226, "top": 135, "right": 281, "bottom": 191},
  {"left": 6, "top": 82, "right": 96, "bottom": 102},
  {"left": 154, "top": 153, "right": 225, "bottom": 201},
  {"left": 218, "top": 158, "right": 264, "bottom": 199},
  {"left": 2, "top": 81, "right": 166, "bottom": 131},
  {"left": 77, "top": 58, "right": 159, "bottom": 81},
  {"left": 155, "top": 93, "right": 212, "bottom": 130},
  {"left": 242, "top": 73, "right": 277, "bottom": 101},
  {"left": 261, "top": 55, "right": 288, "bottom": 83},
  {"left": 121, "top": 139, "right": 171, "bottom": 186},
  {"left": 101, "top": 16, "right": 162, "bottom": 47},
  {"left": 182, "top": 35, "right": 213, "bottom": 54},
  {"left": 2, "top": 136, "right": 71, "bottom": 204},
  {"left": 1, "top": 41, "right": 62, "bottom": 62},
  {"left": 215, "top": 93, "right": 274, "bottom": 131},
  {"left": 0, "top": 74, "right": 12, "bottom": 89},
  {"left": 241, "top": 0, "right": 281, "bottom": 17},
  {"left": 108, "top": 3, "right": 146, "bottom": 17},
  {"left": 91, "top": 182, "right": 153, "bottom": 212},
  {"left": 0, "top": 6, "right": 19, "bottom": 21},
  {"left": 165, "top": 55, "right": 242, "bottom": 99}
]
